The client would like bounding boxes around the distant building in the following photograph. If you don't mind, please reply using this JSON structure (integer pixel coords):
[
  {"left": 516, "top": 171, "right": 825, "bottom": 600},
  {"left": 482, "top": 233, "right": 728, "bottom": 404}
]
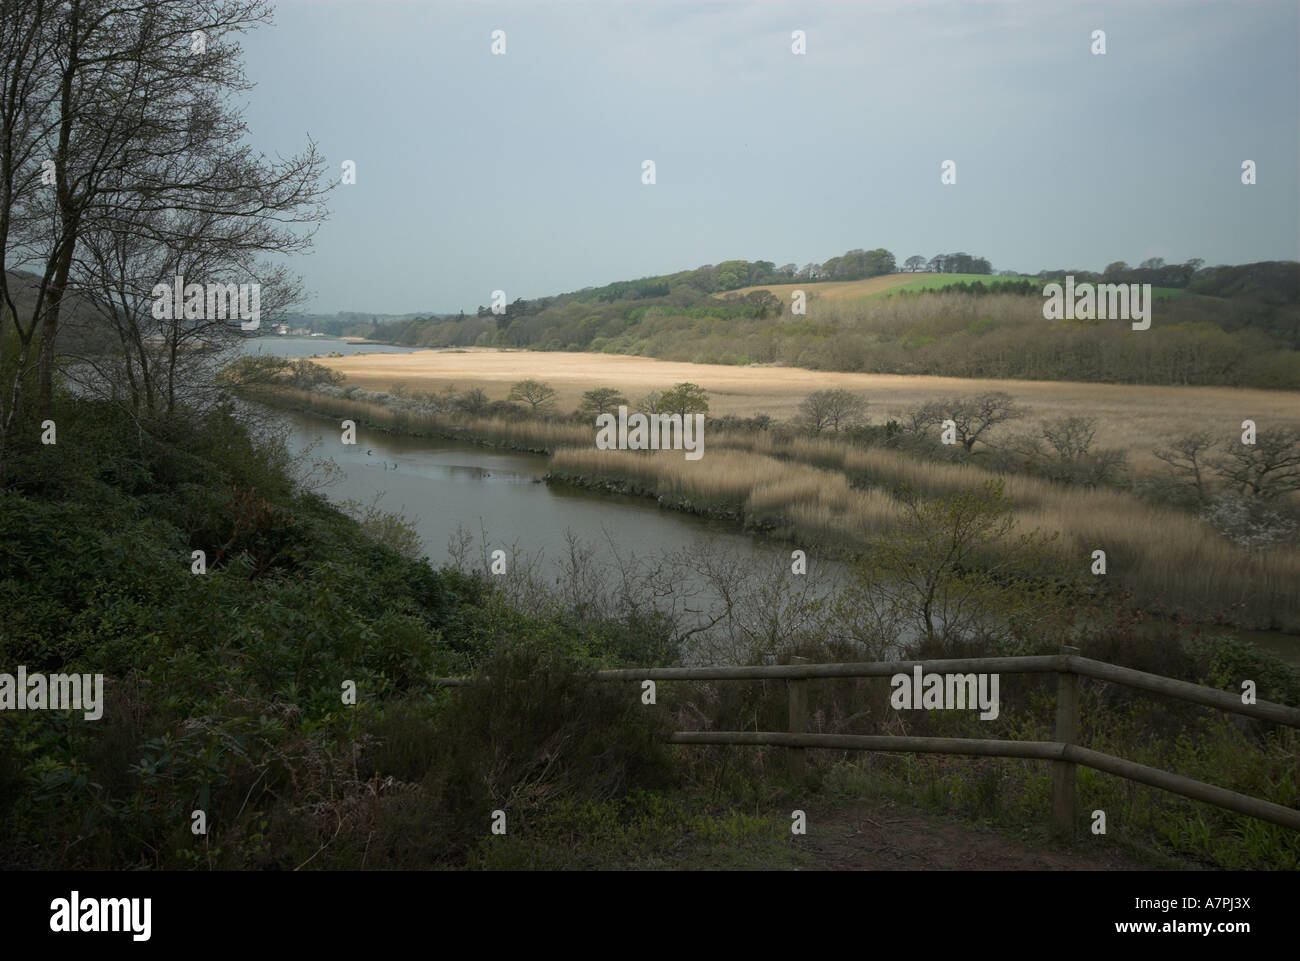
[{"left": 276, "top": 323, "right": 289, "bottom": 335}]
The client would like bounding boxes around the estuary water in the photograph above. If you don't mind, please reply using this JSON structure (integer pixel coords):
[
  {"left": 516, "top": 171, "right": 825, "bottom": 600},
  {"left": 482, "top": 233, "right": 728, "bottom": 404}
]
[{"left": 240, "top": 336, "right": 1300, "bottom": 668}]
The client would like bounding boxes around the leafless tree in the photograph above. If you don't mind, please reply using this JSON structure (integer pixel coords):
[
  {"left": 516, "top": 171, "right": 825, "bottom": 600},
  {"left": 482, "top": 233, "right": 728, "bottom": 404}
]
[
  {"left": 892, "top": 401, "right": 944, "bottom": 438},
  {"left": 1152, "top": 430, "right": 1218, "bottom": 502},
  {"left": 907, "top": 392, "right": 1025, "bottom": 453},
  {"left": 1039, "top": 415, "right": 1097, "bottom": 461},
  {"left": 637, "top": 390, "right": 663, "bottom": 415},
  {"left": 1209, "top": 426, "right": 1300, "bottom": 500},
  {"left": 0, "top": 0, "right": 329, "bottom": 468},
  {"left": 798, "top": 388, "right": 868, "bottom": 434},
  {"left": 508, "top": 378, "right": 557, "bottom": 413}
]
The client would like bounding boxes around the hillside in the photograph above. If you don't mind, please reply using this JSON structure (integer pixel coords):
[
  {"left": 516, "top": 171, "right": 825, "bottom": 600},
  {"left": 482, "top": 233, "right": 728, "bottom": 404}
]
[
  {"left": 715, "top": 273, "right": 923, "bottom": 301},
  {"left": 362, "top": 257, "right": 1300, "bottom": 389}
]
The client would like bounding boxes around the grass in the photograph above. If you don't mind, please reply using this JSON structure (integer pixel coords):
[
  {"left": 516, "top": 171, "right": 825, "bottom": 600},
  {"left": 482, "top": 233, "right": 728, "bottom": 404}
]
[
  {"left": 10, "top": 390, "right": 1296, "bottom": 871},
  {"left": 715, "top": 272, "right": 1045, "bottom": 303},
  {"left": 548, "top": 446, "right": 902, "bottom": 544},
  {"left": 713, "top": 272, "right": 922, "bottom": 301}
]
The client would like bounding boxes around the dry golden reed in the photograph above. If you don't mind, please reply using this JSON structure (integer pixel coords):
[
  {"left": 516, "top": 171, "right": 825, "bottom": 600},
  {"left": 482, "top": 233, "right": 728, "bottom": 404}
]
[{"left": 256, "top": 384, "right": 1300, "bottom": 629}]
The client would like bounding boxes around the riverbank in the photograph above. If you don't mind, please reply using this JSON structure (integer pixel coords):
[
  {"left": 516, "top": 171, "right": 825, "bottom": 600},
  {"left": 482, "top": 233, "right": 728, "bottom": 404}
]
[
  {"left": 10, "top": 391, "right": 1294, "bottom": 870},
  {"left": 241, "top": 383, "right": 1300, "bottom": 633},
  {"left": 309, "top": 346, "right": 1300, "bottom": 474}
]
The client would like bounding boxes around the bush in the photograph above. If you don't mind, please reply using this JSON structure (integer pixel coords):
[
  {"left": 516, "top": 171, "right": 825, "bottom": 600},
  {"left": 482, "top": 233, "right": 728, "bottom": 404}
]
[
  {"left": 1200, "top": 493, "right": 1298, "bottom": 551},
  {"left": 421, "top": 645, "right": 677, "bottom": 848}
]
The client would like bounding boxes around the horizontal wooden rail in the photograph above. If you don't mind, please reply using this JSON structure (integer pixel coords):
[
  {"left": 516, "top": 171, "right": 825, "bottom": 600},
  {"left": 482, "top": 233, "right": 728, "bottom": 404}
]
[
  {"left": 671, "top": 731, "right": 1066, "bottom": 761},
  {"left": 432, "top": 650, "right": 1300, "bottom": 833},
  {"left": 1065, "top": 655, "right": 1300, "bottom": 727},
  {"left": 669, "top": 731, "right": 1300, "bottom": 832},
  {"left": 430, "top": 655, "right": 1063, "bottom": 687},
  {"left": 433, "top": 654, "right": 1300, "bottom": 728}
]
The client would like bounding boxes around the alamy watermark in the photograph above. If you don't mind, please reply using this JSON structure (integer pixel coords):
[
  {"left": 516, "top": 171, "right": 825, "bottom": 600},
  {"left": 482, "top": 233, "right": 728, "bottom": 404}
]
[
  {"left": 151, "top": 273, "right": 261, "bottom": 330},
  {"left": 1042, "top": 275, "right": 1152, "bottom": 330},
  {"left": 0, "top": 666, "right": 103, "bottom": 720},
  {"left": 595, "top": 405, "right": 705, "bottom": 460},
  {"left": 890, "top": 666, "right": 1000, "bottom": 720},
  {"left": 50, "top": 892, "right": 150, "bottom": 941}
]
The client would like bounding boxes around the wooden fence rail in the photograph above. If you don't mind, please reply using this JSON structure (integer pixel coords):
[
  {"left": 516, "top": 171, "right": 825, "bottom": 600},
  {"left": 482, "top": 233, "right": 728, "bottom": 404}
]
[{"left": 432, "top": 647, "right": 1300, "bottom": 834}]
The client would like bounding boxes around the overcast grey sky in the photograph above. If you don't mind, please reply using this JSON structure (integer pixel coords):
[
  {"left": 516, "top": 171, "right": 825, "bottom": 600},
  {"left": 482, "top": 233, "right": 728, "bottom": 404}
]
[{"left": 239, "top": 1, "right": 1300, "bottom": 315}]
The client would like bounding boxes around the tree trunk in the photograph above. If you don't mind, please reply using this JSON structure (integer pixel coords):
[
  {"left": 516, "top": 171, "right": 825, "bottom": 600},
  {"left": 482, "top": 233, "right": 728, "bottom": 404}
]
[{"left": 36, "top": 233, "right": 75, "bottom": 421}]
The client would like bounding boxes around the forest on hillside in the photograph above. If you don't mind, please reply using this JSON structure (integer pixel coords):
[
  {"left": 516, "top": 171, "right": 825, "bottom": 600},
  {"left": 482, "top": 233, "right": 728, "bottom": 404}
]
[{"left": 348, "top": 257, "right": 1300, "bottom": 389}]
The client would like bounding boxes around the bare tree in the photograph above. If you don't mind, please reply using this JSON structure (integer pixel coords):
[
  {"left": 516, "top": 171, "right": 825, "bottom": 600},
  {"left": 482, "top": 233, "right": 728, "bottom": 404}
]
[
  {"left": 798, "top": 388, "right": 868, "bottom": 433},
  {"left": 892, "top": 401, "right": 944, "bottom": 438},
  {"left": 0, "top": 0, "right": 63, "bottom": 463},
  {"left": 507, "top": 377, "right": 557, "bottom": 413},
  {"left": 66, "top": 202, "right": 303, "bottom": 417},
  {"left": 1039, "top": 415, "right": 1097, "bottom": 461},
  {"left": 1008, "top": 415, "right": 1126, "bottom": 486},
  {"left": 636, "top": 390, "right": 663, "bottom": 415},
  {"left": 0, "top": 0, "right": 329, "bottom": 468},
  {"left": 1153, "top": 430, "right": 1217, "bottom": 502},
  {"left": 1209, "top": 426, "right": 1300, "bottom": 500},
  {"left": 935, "top": 392, "right": 1026, "bottom": 453},
  {"left": 454, "top": 387, "right": 489, "bottom": 415}
]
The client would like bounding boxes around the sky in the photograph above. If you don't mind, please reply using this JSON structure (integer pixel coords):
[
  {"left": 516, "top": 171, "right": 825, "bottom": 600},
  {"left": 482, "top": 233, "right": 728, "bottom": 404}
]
[{"left": 237, "top": 1, "right": 1300, "bottom": 315}]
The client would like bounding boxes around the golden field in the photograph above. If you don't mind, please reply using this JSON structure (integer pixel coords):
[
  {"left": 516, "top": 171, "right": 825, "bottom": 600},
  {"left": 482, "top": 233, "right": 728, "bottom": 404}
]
[{"left": 315, "top": 346, "right": 1300, "bottom": 473}]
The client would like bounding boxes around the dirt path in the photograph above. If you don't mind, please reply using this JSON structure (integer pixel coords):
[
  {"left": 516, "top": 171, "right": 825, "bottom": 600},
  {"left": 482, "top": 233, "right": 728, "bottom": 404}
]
[{"left": 795, "top": 799, "right": 1157, "bottom": 870}]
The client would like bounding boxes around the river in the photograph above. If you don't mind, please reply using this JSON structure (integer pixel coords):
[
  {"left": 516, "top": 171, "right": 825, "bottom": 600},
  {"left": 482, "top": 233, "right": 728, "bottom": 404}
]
[
  {"left": 239, "top": 336, "right": 1300, "bottom": 669},
  {"left": 243, "top": 337, "right": 806, "bottom": 571}
]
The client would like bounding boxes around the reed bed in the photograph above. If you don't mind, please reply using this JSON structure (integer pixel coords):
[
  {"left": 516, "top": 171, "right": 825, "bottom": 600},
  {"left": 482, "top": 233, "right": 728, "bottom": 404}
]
[
  {"left": 253, "top": 385, "right": 1300, "bottom": 629},
  {"left": 549, "top": 437, "right": 1300, "bottom": 629},
  {"left": 260, "top": 386, "right": 593, "bottom": 451}
]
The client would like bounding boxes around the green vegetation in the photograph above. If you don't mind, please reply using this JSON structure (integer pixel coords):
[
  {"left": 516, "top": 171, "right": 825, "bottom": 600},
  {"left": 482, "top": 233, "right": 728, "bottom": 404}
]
[
  {"left": 357, "top": 257, "right": 1300, "bottom": 388},
  {"left": 3, "top": 392, "right": 1296, "bottom": 869},
  {"left": 879, "top": 274, "right": 1038, "bottom": 296},
  {"left": 243, "top": 374, "right": 1300, "bottom": 632},
  {"left": 5, "top": 0, "right": 1294, "bottom": 874},
  {"left": 0, "top": 395, "right": 793, "bottom": 868}
]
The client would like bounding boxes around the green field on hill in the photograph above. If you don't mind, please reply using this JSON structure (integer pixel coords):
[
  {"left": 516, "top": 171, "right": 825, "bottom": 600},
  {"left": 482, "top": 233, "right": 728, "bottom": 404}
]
[{"left": 876, "top": 273, "right": 1036, "bottom": 296}]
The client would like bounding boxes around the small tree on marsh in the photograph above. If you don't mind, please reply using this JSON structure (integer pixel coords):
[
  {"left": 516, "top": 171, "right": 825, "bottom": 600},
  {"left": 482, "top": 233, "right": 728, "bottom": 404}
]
[
  {"left": 1153, "top": 431, "right": 1217, "bottom": 503},
  {"left": 1209, "top": 426, "right": 1300, "bottom": 500},
  {"left": 508, "top": 378, "right": 558, "bottom": 413},
  {"left": 798, "top": 389, "right": 868, "bottom": 433},
  {"left": 853, "top": 480, "right": 1067, "bottom": 654},
  {"left": 659, "top": 382, "right": 710, "bottom": 418},
  {"left": 579, "top": 387, "right": 628, "bottom": 417},
  {"left": 454, "top": 387, "right": 490, "bottom": 415}
]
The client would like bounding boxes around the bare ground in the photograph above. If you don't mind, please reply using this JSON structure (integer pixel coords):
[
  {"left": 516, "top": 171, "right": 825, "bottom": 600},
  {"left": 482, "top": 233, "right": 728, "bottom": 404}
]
[{"left": 795, "top": 799, "right": 1158, "bottom": 871}]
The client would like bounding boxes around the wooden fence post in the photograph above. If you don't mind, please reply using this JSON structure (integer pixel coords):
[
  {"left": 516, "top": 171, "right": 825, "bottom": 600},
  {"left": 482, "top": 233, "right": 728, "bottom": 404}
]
[
  {"left": 788, "top": 655, "right": 809, "bottom": 782},
  {"left": 1052, "top": 644, "right": 1081, "bottom": 837}
]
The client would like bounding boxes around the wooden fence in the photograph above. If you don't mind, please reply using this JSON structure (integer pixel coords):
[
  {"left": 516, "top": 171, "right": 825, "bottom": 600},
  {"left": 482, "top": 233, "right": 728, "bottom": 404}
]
[{"left": 434, "top": 646, "right": 1300, "bottom": 834}]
